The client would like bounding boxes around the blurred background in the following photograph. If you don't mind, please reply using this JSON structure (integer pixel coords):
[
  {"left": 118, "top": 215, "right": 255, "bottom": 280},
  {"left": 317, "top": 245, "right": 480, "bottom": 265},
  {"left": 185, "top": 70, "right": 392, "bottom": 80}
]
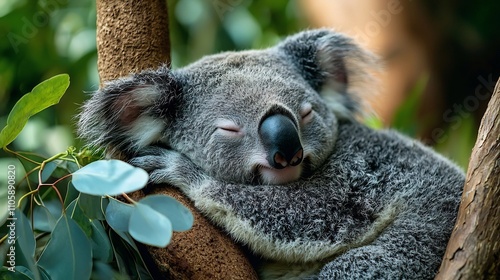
[{"left": 1, "top": 0, "right": 499, "bottom": 169}]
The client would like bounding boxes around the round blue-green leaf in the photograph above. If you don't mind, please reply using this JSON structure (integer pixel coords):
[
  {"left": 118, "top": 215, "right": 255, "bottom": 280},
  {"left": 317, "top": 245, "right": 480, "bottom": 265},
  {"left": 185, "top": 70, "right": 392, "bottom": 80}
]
[
  {"left": 105, "top": 198, "right": 134, "bottom": 232},
  {"left": 128, "top": 203, "right": 173, "bottom": 247},
  {"left": 72, "top": 159, "right": 148, "bottom": 196},
  {"left": 138, "top": 195, "right": 193, "bottom": 232}
]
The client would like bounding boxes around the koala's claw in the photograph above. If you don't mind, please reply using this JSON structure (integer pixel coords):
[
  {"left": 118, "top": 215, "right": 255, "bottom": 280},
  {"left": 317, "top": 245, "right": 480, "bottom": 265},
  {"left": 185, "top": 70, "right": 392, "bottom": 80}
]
[
  {"left": 129, "top": 156, "right": 161, "bottom": 172},
  {"left": 129, "top": 146, "right": 206, "bottom": 189}
]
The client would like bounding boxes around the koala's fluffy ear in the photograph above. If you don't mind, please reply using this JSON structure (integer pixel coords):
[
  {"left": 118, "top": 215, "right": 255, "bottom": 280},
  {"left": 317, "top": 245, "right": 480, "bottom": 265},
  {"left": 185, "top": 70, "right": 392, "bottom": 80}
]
[
  {"left": 278, "top": 29, "right": 379, "bottom": 117},
  {"left": 77, "top": 66, "right": 180, "bottom": 155}
]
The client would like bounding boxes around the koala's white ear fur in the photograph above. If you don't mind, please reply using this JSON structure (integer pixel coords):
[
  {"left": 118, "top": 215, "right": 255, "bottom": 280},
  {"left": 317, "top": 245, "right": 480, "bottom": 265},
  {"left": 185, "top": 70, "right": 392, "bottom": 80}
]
[
  {"left": 279, "top": 29, "right": 380, "bottom": 118},
  {"left": 78, "top": 66, "right": 179, "bottom": 155}
]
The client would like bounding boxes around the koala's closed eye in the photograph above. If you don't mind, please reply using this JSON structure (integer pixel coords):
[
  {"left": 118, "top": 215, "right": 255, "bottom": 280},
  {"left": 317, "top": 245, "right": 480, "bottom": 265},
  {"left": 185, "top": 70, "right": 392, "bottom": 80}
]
[
  {"left": 215, "top": 119, "right": 244, "bottom": 137},
  {"left": 300, "top": 103, "right": 314, "bottom": 125}
]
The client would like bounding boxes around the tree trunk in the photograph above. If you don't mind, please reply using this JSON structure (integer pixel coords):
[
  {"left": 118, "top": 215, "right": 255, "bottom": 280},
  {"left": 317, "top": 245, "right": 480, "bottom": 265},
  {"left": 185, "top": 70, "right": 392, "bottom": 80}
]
[
  {"left": 435, "top": 77, "right": 500, "bottom": 279},
  {"left": 96, "top": 1, "right": 257, "bottom": 279}
]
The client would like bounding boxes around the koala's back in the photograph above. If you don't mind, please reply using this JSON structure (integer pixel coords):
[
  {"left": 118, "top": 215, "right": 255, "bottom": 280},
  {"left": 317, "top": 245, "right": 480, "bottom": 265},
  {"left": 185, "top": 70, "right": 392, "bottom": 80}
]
[{"left": 196, "top": 120, "right": 464, "bottom": 279}]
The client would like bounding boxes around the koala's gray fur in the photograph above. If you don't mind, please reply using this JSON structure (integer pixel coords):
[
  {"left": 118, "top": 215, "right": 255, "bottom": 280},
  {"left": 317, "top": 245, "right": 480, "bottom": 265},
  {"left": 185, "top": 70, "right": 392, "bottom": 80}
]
[{"left": 78, "top": 29, "right": 464, "bottom": 279}]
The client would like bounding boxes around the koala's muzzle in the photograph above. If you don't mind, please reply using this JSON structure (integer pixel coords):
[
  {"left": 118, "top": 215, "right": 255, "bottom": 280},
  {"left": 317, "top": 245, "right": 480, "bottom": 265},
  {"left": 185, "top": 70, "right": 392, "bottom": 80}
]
[{"left": 259, "top": 114, "right": 303, "bottom": 169}]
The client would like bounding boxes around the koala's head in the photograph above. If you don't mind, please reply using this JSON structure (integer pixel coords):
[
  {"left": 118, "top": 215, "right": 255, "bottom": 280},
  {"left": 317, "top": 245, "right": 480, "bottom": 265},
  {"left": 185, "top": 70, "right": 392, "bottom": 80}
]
[{"left": 78, "top": 29, "right": 378, "bottom": 185}]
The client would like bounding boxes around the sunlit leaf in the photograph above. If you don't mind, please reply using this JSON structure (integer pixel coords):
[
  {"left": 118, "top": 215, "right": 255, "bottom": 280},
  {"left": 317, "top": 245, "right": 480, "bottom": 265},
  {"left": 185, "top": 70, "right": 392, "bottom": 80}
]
[
  {"left": 0, "top": 74, "right": 70, "bottom": 147},
  {"left": 72, "top": 160, "right": 148, "bottom": 196},
  {"left": 105, "top": 198, "right": 134, "bottom": 232},
  {"left": 128, "top": 202, "right": 173, "bottom": 247},
  {"left": 138, "top": 195, "right": 193, "bottom": 232},
  {"left": 37, "top": 215, "right": 92, "bottom": 280}
]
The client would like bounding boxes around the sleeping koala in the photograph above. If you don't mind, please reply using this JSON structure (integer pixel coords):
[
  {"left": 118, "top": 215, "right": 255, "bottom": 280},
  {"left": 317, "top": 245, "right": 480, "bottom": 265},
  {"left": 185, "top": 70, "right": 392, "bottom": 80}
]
[{"left": 78, "top": 29, "right": 465, "bottom": 279}]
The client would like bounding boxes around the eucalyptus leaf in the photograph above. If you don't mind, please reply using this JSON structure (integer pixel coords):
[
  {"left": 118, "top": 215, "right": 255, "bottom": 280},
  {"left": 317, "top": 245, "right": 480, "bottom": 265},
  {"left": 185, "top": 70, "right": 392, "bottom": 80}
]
[
  {"left": 92, "top": 261, "right": 116, "bottom": 280},
  {"left": 0, "top": 74, "right": 70, "bottom": 147},
  {"left": 138, "top": 195, "right": 193, "bottom": 232},
  {"left": 40, "top": 161, "right": 58, "bottom": 182},
  {"left": 114, "top": 229, "right": 139, "bottom": 251},
  {"left": 42, "top": 200, "right": 63, "bottom": 220},
  {"left": 64, "top": 161, "right": 80, "bottom": 173},
  {"left": 15, "top": 209, "right": 35, "bottom": 263},
  {"left": 109, "top": 230, "right": 139, "bottom": 278},
  {"left": 72, "top": 160, "right": 149, "bottom": 196},
  {"left": 108, "top": 230, "right": 153, "bottom": 279},
  {"left": 36, "top": 266, "right": 51, "bottom": 280},
  {"left": 78, "top": 193, "right": 105, "bottom": 220},
  {"left": 105, "top": 198, "right": 134, "bottom": 232},
  {"left": 33, "top": 206, "right": 57, "bottom": 232},
  {"left": 12, "top": 210, "right": 39, "bottom": 280},
  {"left": 128, "top": 202, "right": 173, "bottom": 247},
  {"left": 64, "top": 181, "right": 79, "bottom": 208},
  {"left": 0, "top": 266, "right": 33, "bottom": 279},
  {"left": 66, "top": 199, "right": 92, "bottom": 237},
  {"left": 90, "top": 220, "right": 113, "bottom": 262},
  {"left": 37, "top": 215, "right": 92, "bottom": 280}
]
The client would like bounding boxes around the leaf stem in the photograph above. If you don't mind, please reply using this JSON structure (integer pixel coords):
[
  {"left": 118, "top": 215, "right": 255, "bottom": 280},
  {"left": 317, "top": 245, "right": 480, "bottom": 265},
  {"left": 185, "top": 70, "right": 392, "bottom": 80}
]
[
  {"left": 17, "top": 189, "right": 39, "bottom": 208},
  {"left": 3, "top": 146, "right": 41, "bottom": 165},
  {"left": 121, "top": 193, "right": 137, "bottom": 204},
  {"left": 0, "top": 234, "right": 7, "bottom": 244}
]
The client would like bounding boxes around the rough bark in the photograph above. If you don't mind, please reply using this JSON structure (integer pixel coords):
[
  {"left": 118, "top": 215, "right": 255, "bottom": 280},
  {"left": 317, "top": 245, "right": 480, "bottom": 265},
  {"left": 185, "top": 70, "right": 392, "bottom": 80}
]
[
  {"left": 96, "top": 1, "right": 257, "bottom": 279},
  {"left": 435, "top": 78, "right": 500, "bottom": 280}
]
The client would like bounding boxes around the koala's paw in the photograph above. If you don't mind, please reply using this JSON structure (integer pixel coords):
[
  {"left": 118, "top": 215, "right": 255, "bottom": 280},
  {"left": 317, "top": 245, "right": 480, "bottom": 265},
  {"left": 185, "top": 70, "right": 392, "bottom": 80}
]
[{"left": 129, "top": 146, "right": 206, "bottom": 190}]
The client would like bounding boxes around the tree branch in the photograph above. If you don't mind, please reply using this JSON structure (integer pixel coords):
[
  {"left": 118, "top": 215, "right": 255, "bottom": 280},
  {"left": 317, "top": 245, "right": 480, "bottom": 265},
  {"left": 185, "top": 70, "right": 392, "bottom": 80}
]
[
  {"left": 95, "top": 1, "right": 257, "bottom": 278},
  {"left": 436, "top": 77, "right": 500, "bottom": 279}
]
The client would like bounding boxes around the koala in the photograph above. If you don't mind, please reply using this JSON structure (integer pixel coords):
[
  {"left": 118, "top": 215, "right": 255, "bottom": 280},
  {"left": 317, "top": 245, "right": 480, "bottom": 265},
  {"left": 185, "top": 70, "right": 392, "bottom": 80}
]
[{"left": 78, "top": 29, "right": 465, "bottom": 279}]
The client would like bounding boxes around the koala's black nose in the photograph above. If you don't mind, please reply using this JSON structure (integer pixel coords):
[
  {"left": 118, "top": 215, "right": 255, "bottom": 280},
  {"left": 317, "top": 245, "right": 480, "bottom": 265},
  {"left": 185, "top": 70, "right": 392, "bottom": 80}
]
[{"left": 259, "top": 114, "right": 303, "bottom": 169}]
